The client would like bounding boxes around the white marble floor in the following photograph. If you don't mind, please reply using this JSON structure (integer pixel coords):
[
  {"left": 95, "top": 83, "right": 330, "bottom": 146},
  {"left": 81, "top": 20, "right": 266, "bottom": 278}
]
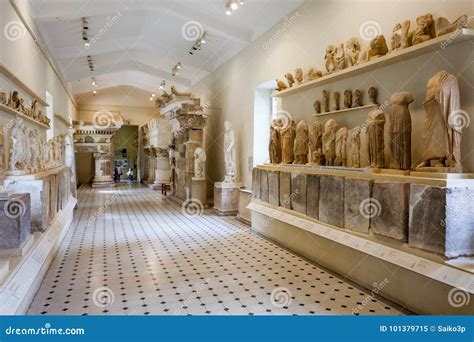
[{"left": 28, "top": 184, "right": 404, "bottom": 316}]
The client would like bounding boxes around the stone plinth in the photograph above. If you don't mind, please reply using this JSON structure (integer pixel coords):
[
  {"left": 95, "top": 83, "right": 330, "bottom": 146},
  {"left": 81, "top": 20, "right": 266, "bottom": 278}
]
[
  {"left": 409, "top": 185, "right": 474, "bottom": 258},
  {"left": 306, "top": 174, "right": 320, "bottom": 220},
  {"left": 268, "top": 171, "right": 280, "bottom": 206},
  {"left": 319, "top": 175, "right": 344, "bottom": 227},
  {"left": 214, "top": 182, "right": 243, "bottom": 216},
  {"left": 260, "top": 169, "right": 269, "bottom": 203},
  {"left": 344, "top": 178, "right": 374, "bottom": 233},
  {"left": 92, "top": 153, "right": 115, "bottom": 188},
  {"left": 279, "top": 172, "right": 292, "bottom": 209},
  {"left": 252, "top": 168, "right": 261, "bottom": 200},
  {"left": 291, "top": 173, "right": 307, "bottom": 214},
  {"left": 191, "top": 177, "right": 207, "bottom": 205},
  {"left": 0, "top": 193, "right": 31, "bottom": 251},
  {"left": 237, "top": 189, "right": 252, "bottom": 225},
  {"left": 371, "top": 181, "right": 409, "bottom": 241}
]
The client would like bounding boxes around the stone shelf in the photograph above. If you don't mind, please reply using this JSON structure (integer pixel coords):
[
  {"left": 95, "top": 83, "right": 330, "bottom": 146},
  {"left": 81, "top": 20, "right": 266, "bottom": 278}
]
[
  {"left": 0, "top": 103, "right": 50, "bottom": 129},
  {"left": 313, "top": 103, "right": 378, "bottom": 117},
  {"left": 272, "top": 28, "right": 474, "bottom": 98},
  {"left": 0, "top": 64, "right": 49, "bottom": 106}
]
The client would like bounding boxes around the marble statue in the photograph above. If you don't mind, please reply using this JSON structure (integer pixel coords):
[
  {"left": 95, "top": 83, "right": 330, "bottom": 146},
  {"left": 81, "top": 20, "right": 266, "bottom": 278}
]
[
  {"left": 335, "top": 43, "right": 346, "bottom": 70},
  {"left": 346, "top": 37, "right": 361, "bottom": 67},
  {"left": 308, "top": 121, "right": 323, "bottom": 164},
  {"left": 353, "top": 89, "right": 363, "bottom": 107},
  {"left": 9, "top": 119, "right": 27, "bottom": 172},
  {"left": 322, "top": 90, "right": 329, "bottom": 112},
  {"left": 335, "top": 127, "right": 348, "bottom": 166},
  {"left": 294, "top": 68, "right": 304, "bottom": 84},
  {"left": 358, "top": 35, "right": 389, "bottom": 64},
  {"left": 435, "top": 15, "right": 468, "bottom": 37},
  {"left": 223, "top": 121, "right": 236, "bottom": 182},
  {"left": 412, "top": 13, "right": 435, "bottom": 45},
  {"left": 391, "top": 23, "right": 402, "bottom": 51},
  {"left": 0, "top": 92, "right": 6, "bottom": 104},
  {"left": 11, "top": 91, "right": 21, "bottom": 110},
  {"left": 276, "top": 79, "right": 288, "bottom": 92},
  {"left": 0, "top": 141, "right": 6, "bottom": 198},
  {"left": 349, "top": 126, "right": 361, "bottom": 168},
  {"left": 322, "top": 119, "right": 338, "bottom": 166},
  {"left": 29, "top": 129, "right": 42, "bottom": 172},
  {"left": 269, "top": 120, "right": 282, "bottom": 164},
  {"left": 293, "top": 120, "right": 309, "bottom": 164},
  {"left": 391, "top": 20, "right": 411, "bottom": 51},
  {"left": 325, "top": 45, "right": 336, "bottom": 73},
  {"left": 416, "top": 71, "right": 463, "bottom": 172},
  {"left": 389, "top": 91, "right": 413, "bottom": 170},
  {"left": 306, "top": 68, "right": 323, "bottom": 81},
  {"left": 366, "top": 109, "right": 386, "bottom": 168},
  {"left": 368, "top": 87, "right": 378, "bottom": 105},
  {"left": 343, "top": 90, "right": 352, "bottom": 109},
  {"left": 280, "top": 121, "right": 295, "bottom": 164},
  {"left": 65, "top": 127, "right": 76, "bottom": 182},
  {"left": 332, "top": 92, "right": 340, "bottom": 111},
  {"left": 194, "top": 147, "right": 206, "bottom": 178},
  {"left": 313, "top": 100, "right": 321, "bottom": 114},
  {"left": 285, "top": 73, "right": 295, "bottom": 87}
]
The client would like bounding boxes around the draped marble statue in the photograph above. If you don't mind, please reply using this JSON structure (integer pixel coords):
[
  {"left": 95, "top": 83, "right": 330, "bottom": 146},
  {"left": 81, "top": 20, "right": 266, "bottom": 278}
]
[
  {"left": 280, "top": 121, "right": 296, "bottom": 164},
  {"left": 269, "top": 120, "right": 282, "bottom": 164},
  {"left": 223, "top": 121, "right": 236, "bottom": 182},
  {"left": 335, "top": 127, "right": 348, "bottom": 167},
  {"left": 308, "top": 121, "right": 323, "bottom": 164},
  {"left": 293, "top": 120, "right": 309, "bottom": 164},
  {"left": 389, "top": 91, "right": 413, "bottom": 170},
  {"left": 348, "top": 126, "right": 361, "bottom": 168},
  {"left": 416, "top": 71, "right": 463, "bottom": 172},
  {"left": 194, "top": 147, "right": 206, "bottom": 179},
  {"left": 322, "top": 119, "right": 338, "bottom": 166},
  {"left": 366, "top": 109, "right": 386, "bottom": 168}
]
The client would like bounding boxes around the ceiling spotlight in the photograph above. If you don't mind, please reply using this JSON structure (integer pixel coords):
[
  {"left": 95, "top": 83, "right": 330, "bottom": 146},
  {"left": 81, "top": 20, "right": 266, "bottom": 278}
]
[
  {"left": 149, "top": 97, "right": 153, "bottom": 101},
  {"left": 225, "top": 5, "right": 232, "bottom": 15},
  {"left": 159, "top": 80, "right": 166, "bottom": 89},
  {"left": 84, "top": 40, "right": 90, "bottom": 48},
  {"left": 92, "top": 77, "right": 97, "bottom": 86},
  {"left": 200, "top": 34, "right": 207, "bottom": 44},
  {"left": 230, "top": 1, "right": 238, "bottom": 10},
  {"left": 239, "top": 0, "right": 244, "bottom": 5},
  {"left": 151, "top": 93, "right": 156, "bottom": 97},
  {"left": 82, "top": 17, "right": 89, "bottom": 30},
  {"left": 93, "top": 90, "right": 97, "bottom": 95},
  {"left": 176, "top": 62, "right": 181, "bottom": 69}
]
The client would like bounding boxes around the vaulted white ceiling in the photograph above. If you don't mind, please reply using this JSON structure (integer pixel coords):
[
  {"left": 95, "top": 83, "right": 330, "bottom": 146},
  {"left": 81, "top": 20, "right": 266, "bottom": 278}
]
[{"left": 30, "top": 0, "right": 303, "bottom": 102}]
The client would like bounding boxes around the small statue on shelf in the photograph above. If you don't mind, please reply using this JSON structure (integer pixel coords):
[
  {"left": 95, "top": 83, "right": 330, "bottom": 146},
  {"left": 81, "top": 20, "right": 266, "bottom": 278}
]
[
  {"left": 335, "top": 43, "right": 346, "bottom": 70},
  {"left": 358, "top": 35, "right": 389, "bottom": 64},
  {"left": 322, "top": 90, "right": 329, "bottom": 112},
  {"left": 368, "top": 87, "right": 378, "bottom": 105},
  {"left": 349, "top": 126, "right": 361, "bottom": 168},
  {"left": 285, "top": 73, "right": 295, "bottom": 87},
  {"left": 280, "top": 121, "right": 295, "bottom": 164},
  {"left": 322, "top": 119, "right": 338, "bottom": 166},
  {"left": 324, "top": 45, "right": 336, "bottom": 73},
  {"left": 171, "top": 85, "right": 191, "bottom": 97},
  {"left": 390, "top": 20, "right": 411, "bottom": 51},
  {"left": 366, "top": 109, "right": 386, "bottom": 168},
  {"left": 335, "top": 127, "right": 348, "bottom": 166},
  {"left": 332, "top": 91, "right": 340, "bottom": 111},
  {"left": 313, "top": 100, "right": 321, "bottom": 114},
  {"left": 276, "top": 79, "right": 288, "bottom": 92},
  {"left": 269, "top": 120, "right": 282, "bottom": 164},
  {"left": 308, "top": 121, "right": 323, "bottom": 164},
  {"left": 11, "top": 91, "right": 21, "bottom": 110},
  {"left": 294, "top": 120, "right": 309, "bottom": 164},
  {"left": 389, "top": 91, "right": 413, "bottom": 170},
  {"left": 391, "top": 22, "right": 402, "bottom": 51},
  {"left": 306, "top": 68, "right": 323, "bottom": 81},
  {"left": 352, "top": 89, "right": 363, "bottom": 107},
  {"left": 0, "top": 92, "right": 6, "bottom": 104},
  {"left": 343, "top": 90, "right": 352, "bottom": 109},
  {"left": 435, "top": 15, "right": 468, "bottom": 37},
  {"left": 346, "top": 37, "right": 361, "bottom": 67},
  {"left": 194, "top": 147, "right": 206, "bottom": 179},
  {"left": 294, "top": 68, "right": 304, "bottom": 84},
  {"left": 412, "top": 13, "right": 435, "bottom": 45}
]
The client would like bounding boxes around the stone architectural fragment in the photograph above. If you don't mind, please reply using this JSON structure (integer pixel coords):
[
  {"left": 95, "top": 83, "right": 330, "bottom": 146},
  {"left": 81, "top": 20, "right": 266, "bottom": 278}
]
[
  {"left": 0, "top": 193, "right": 31, "bottom": 250},
  {"left": 268, "top": 171, "right": 280, "bottom": 206},
  {"left": 291, "top": 173, "right": 307, "bottom": 214},
  {"left": 260, "top": 169, "right": 269, "bottom": 203},
  {"left": 279, "top": 172, "right": 292, "bottom": 209},
  {"left": 319, "top": 175, "right": 344, "bottom": 227},
  {"left": 344, "top": 178, "right": 373, "bottom": 233},
  {"left": 306, "top": 174, "right": 320, "bottom": 219}
]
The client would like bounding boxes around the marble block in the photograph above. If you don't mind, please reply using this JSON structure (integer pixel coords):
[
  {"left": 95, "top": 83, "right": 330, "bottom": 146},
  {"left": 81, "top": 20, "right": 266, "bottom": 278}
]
[
  {"left": 319, "top": 175, "right": 344, "bottom": 227},
  {"left": 191, "top": 177, "right": 207, "bottom": 205},
  {"left": 268, "top": 171, "right": 280, "bottom": 206},
  {"left": 344, "top": 178, "right": 374, "bottom": 233},
  {"left": 237, "top": 189, "right": 252, "bottom": 225},
  {"left": 291, "top": 173, "right": 307, "bottom": 214},
  {"left": 260, "top": 169, "right": 269, "bottom": 203},
  {"left": 214, "top": 182, "right": 243, "bottom": 216},
  {"left": 252, "top": 168, "right": 261, "bottom": 199},
  {"left": 279, "top": 172, "right": 292, "bottom": 209},
  {"left": 306, "top": 174, "right": 320, "bottom": 220},
  {"left": 0, "top": 193, "right": 31, "bottom": 249},
  {"left": 409, "top": 185, "right": 474, "bottom": 258},
  {"left": 371, "top": 181, "right": 409, "bottom": 241}
]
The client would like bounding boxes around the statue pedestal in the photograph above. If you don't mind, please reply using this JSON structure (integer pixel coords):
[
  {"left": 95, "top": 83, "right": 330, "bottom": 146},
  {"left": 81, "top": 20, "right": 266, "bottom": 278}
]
[
  {"left": 191, "top": 177, "right": 207, "bottom": 206},
  {"left": 0, "top": 193, "right": 32, "bottom": 256},
  {"left": 92, "top": 153, "right": 115, "bottom": 188},
  {"left": 213, "top": 181, "right": 244, "bottom": 216}
]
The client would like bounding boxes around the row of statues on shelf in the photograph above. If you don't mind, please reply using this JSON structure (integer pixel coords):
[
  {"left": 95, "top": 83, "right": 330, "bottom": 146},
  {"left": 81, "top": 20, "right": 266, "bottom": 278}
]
[
  {"left": 8, "top": 118, "right": 66, "bottom": 175},
  {"left": 270, "top": 71, "right": 464, "bottom": 172},
  {"left": 314, "top": 87, "right": 378, "bottom": 114},
  {"left": 275, "top": 14, "right": 469, "bottom": 91},
  {"left": 0, "top": 91, "right": 51, "bottom": 126}
]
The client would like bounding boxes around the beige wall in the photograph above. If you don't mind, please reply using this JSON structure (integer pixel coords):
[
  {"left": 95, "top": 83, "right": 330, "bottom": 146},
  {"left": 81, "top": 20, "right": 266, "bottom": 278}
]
[
  {"left": 77, "top": 104, "right": 159, "bottom": 126},
  {"left": 191, "top": 0, "right": 474, "bottom": 188}
]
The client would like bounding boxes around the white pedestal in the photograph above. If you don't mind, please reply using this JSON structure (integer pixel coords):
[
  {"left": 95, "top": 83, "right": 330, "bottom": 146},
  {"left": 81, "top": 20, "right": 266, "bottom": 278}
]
[{"left": 213, "top": 182, "right": 244, "bottom": 216}]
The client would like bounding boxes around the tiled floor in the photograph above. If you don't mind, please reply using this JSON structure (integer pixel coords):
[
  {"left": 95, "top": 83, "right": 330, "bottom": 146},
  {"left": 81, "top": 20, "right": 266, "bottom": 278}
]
[{"left": 28, "top": 183, "right": 403, "bottom": 316}]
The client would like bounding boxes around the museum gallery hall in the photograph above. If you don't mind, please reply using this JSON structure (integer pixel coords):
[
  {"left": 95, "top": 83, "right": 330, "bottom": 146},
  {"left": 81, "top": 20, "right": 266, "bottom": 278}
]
[{"left": 0, "top": 0, "right": 472, "bottom": 317}]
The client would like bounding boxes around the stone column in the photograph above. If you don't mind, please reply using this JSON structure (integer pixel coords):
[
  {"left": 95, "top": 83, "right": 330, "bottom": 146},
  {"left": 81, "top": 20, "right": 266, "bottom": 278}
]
[
  {"left": 142, "top": 149, "right": 150, "bottom": 181},
  {"left": 92, "top": 153, "right": 115, "bottom": 188},
  {"left": 151, "top": 148, "right": 171, "bottom": 190},
  {"left": 145, "top": 148, "right": 156, "bottom": 184}
]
